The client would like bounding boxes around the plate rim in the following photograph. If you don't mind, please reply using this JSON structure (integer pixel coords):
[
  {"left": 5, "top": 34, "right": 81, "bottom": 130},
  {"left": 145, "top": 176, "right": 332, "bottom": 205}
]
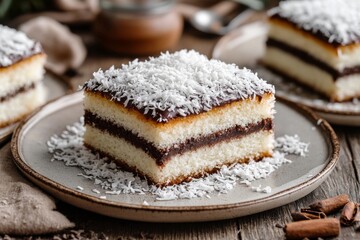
[
  {"left": 211, "top": 22, "right": 360, "bottom": 118},
  {"left": 10, "top": 91, "right": 340, "bottom": 213}
]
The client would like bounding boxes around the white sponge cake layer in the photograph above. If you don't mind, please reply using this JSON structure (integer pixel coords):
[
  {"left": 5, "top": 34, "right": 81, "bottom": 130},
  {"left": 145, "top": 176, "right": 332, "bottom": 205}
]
[
  {"left": 0, "top": 83, "right": 46, "bottom": 127},
  {"left": 0, "top": 54, "right": 46, "bottom": 97},
  {"left": 268, "top": 19, "right": 360, "bottom": 71},
  {"left": 84, "top": 125, "right": 273, "bottom": 185},
  {"left": 84, "top": 91, "right": 275, "bottom": 148},
  {"left": 335, "top": 74, "right": 360, "bottom": 101},
  {"left": 263, "top": 46, "right": 360, "bottom": 101}
]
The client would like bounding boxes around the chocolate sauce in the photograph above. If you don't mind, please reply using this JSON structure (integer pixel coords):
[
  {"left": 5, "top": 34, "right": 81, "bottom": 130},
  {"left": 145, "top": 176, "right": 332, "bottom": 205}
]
[
  {"left": 0, "top": 83, "right": 36, "bottom": 102},
  {"left": 84, "top": 111, "right": 273, "bottom": 166},
  {"left": 267, "top": 38, "right": 360, "bottom": 80}
]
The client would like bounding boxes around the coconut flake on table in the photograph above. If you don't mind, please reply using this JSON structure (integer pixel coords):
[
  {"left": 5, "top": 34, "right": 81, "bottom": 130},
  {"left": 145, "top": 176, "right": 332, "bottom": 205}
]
[
  {"left": 83, "top": 50, "right": 274, "bottom": 122},
  {"left": 270, "top": 0, "right": 360, "bottom": 45},
  {"left": 0, "top": 25, "right": 42, "bottom": 67},
  {"left": 47, "top": 118, "right": 309, "bottom": 201}
]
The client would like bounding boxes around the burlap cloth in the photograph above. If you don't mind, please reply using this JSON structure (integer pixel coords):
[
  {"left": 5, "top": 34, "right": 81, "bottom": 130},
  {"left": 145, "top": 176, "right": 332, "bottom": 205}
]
[{"left": 0, "top": 143, "right": 74, "bottom": 235}]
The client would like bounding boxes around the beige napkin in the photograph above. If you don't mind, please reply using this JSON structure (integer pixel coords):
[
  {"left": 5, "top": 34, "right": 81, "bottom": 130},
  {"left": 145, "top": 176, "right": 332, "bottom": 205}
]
[
  {"left": 19, "top": 16, "right": 87, "bottom": 76},
  {"left": 0, "top": 143, "right": 74, "bottom": 235}
]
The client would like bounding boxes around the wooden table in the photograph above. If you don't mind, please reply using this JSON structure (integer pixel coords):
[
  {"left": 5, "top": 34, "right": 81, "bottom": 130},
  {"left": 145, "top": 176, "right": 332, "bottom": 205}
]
[{"left": 4, "top": 25, "right": 360, "bottom": 240}]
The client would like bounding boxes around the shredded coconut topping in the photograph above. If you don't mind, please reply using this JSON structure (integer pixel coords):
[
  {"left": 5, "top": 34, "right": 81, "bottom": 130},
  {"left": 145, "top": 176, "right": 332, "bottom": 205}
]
[
  {"left": 83, "top": 50, "right": 274, "bottom": 122},
  {"left": 0, "top": 25, "right": 42, "bottom": 67},
  {"left": 275, "top": 135, "right": 309, "bottom": 157},
  {"left": 46, "top": 118, "right": 310, "bottom": 201},
  {"left": 270, "top": 0, "right": 360, "bottom": 45}
]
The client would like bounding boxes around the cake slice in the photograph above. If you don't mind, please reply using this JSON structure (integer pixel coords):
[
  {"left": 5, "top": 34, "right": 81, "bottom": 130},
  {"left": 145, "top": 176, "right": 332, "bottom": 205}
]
[
  {"left": 262, "top": 0, "right": 360, "bottom": 102},
  {"left": 0, "top": 25, "right": 46, "bottom": 127},
  {"left": 83, "top": 50, "right": 275, "bottom": 186}
]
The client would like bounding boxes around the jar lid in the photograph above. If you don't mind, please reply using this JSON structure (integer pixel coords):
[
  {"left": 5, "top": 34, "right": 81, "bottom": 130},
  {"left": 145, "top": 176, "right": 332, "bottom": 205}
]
[{"left": 100, "top": 0, "right": 175, "bottom": 14}]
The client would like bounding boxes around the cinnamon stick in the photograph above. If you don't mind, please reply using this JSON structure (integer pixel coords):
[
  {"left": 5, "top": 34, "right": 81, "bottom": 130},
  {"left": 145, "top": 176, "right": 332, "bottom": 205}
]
[
  {"left": 341, "top": 202, "right": 360, "bottom": 226},
  {"left": 284, "top": 218, "right": 340, "bottom": 240},
  {"left": 309, "top": 194, "right": 349, "bottom": 214},
  {"left": 291, "top": 209, "right": 326, "bottom": 221}
]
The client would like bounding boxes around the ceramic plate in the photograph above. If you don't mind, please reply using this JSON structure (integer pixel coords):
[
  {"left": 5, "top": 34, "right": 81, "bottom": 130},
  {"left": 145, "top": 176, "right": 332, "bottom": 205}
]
[
  {"left": 0, "top": 73, "right": 69, "bottom": 144},
  {"left": 11, "top": 91, "right": 339, "bottom": 222},
  {"left": 212, "top": 22, "right": 360, "bottom": 126}
]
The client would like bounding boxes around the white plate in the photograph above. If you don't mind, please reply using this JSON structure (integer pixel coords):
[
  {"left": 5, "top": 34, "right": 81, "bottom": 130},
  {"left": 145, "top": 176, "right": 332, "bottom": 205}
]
[
  {"left": 212, "top": 22, "right": 360, "bottom": 126},
  {"left": 0, "top": 73, "right": 69, "bottom": 144},
  {"left": 11, "top": 91, "right": 339, "bottom": 222}
]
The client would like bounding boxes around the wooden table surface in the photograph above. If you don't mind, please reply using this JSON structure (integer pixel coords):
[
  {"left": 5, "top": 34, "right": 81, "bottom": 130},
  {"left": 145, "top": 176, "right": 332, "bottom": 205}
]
[{"left": 3, "top": 24, "right": 360, "bottom": 240}]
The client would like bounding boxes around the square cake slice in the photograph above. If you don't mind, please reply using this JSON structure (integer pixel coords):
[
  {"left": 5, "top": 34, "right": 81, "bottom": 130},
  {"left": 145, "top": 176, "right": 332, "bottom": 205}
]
[
  {"left": 83, "top": 50, "right": 275, "bottom": 186},
  {"left": 0, "top": 25, "right": 46, "bottom": 127},
  {"left": 262, "top": 0, "right": 360, "bottom": 102}
]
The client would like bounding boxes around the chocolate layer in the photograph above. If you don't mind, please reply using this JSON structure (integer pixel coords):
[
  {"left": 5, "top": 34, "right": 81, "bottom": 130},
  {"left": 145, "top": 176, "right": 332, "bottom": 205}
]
[
  {"left": 83, "top": 88, "right": 270, "bottom": 123},
  {"left": 267, "top": 38, "right": 360, "bottom": 80},
  {"left": 84, "top": 110, "right": 273, "bottom": 166},
  {"left": 271, "top": 15, "right": 360, "bottom": 47},
  {"left": 0, "top": 82, "right": 36, "bottom": 102}
]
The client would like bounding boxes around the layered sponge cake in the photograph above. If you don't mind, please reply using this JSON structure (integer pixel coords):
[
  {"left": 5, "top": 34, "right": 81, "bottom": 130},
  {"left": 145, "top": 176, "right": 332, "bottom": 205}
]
[
  {"left": 262, "top": 0, "right": 360, "bottom": 102},
  {"left": 83, "top": 50, "right": 275, "bottom": 186},
  {"left": 0, "top": 25, "right": 46, "bottom": 127}
]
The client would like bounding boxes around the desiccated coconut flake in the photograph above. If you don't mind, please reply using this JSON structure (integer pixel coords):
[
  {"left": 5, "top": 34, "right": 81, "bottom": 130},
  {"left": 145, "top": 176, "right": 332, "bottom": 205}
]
[
  {"left": 76, "top": 186, "right": 84, "bottom": 191},
  {"left": 92, "top": 189, "right": 100, "bottom": 194},
  {"left": 262, "top": 186, "right": 272, "bottom": 194},
  {"left": 275, "top": 134, "right": 309, "bottom": 157}
]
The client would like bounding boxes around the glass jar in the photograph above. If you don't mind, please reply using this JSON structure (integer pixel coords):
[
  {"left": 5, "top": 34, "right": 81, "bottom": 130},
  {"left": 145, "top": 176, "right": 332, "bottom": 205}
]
[{"left": 94, "top": 0, "right": 183, "bottom": 56}]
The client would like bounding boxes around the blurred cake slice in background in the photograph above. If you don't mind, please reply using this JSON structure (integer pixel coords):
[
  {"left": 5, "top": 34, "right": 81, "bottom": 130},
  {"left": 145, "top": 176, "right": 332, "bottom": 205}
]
[
  {"left": 0, "top": 25, "right": 46, "bottom": 127},
  {"left": 262, "top": 0, "right": 360, "bottom": 102}
]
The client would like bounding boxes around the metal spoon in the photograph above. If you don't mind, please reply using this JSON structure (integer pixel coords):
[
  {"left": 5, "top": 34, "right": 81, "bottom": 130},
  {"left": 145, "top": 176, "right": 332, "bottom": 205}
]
[
  {"left": 190, "top": 8, "right": 255, "bottom": 35},
  {"left": 189, "top": 1, "right": 261, "bottom": 35}
]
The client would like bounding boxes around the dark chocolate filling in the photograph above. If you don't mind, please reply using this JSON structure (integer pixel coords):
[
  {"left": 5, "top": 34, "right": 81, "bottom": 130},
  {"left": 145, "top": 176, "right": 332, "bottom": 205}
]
[
  {"left": 0, "top": 82, "right": 36, "bottom": 103},
  {"left": 271, "top": 15, "right": 360, "bottom": 46},
  {"left": 266, "top": 38, "right": 360, "bottom": 80},
  {"left": 84, "top": 110, "right": 273, "bottom": 166}
]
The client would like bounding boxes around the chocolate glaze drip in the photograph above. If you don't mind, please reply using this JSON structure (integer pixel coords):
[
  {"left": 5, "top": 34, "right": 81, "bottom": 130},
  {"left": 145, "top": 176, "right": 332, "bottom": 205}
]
[
  {"left": 84, "top": 89, "right": 267, "bottom": 123},
  {"left": 0, "top": 83, "right": 36, "bottom": 102},
  {"left": 267, "top": 38, "right": 360, "bottom": 80},
  {"left": 84, "top": 110, "right": 273, "bottom": 166},
  {"left": 270, "top": 15, "right": 360, "bottom": 46}
]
